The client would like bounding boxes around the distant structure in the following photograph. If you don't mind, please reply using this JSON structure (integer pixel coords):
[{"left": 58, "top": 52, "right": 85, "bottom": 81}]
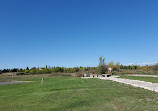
[
  {"left": 89, "top": 74, "right": 107, "bottom": 78},
  {"left": 39, "top": 68, "right": 45, "bottom": 70}
]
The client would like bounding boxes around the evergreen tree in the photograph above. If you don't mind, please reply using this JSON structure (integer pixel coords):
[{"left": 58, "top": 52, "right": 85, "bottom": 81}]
[
  {"left": 26, "top": 67, "right": 29, "bottom": 70},
  {"left": 97, "top": 56, "right": 106, "bottom": 74}
]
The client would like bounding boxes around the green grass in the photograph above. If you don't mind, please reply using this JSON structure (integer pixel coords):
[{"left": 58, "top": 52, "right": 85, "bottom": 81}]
[
  {"left": 0, "top": 73, "right": 75, "bottom": 82},
  {"left": 119, "top": 75, "right": 158, "bottom": 83},
  {"left": 0, "top": 77, "right": 158, "bottom": 111}
]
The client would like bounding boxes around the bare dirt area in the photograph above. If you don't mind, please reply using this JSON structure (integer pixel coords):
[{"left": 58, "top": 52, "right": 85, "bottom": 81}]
[{"left": 0, "top": 81, "right": 34, "bottom": 85}]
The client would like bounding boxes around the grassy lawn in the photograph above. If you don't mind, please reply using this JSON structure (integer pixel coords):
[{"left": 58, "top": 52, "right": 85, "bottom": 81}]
[
  {"left": 119, "top": 75, "right": 158, "bottom": 83},
  {"left": 0, "top": 73, "right": 75, "bottom": 82},
  {"left": 0, "top": 77, "right": 158, "bottom": 111}
]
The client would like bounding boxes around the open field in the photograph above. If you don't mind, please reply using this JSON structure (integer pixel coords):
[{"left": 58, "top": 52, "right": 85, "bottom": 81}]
[
  {"left": 119, "top": 75, "right": 158, "bottom": 83},
  {"left": 0, "top": 76, "right": 158, "bottom": 111},
  {"left": 0, "top": 73, "right": 76, "bottom": 82}
]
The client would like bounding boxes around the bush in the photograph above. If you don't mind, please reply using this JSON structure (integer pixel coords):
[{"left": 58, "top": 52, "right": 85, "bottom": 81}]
[
  {"left": 25, "top": 70, "right": 29, "bottom": 73},
  {"left": 29, "top": 69, "right": 38, "bottom": 74},
  {"left": 76, "top": 73, "right": 82, "bottom": 77}
]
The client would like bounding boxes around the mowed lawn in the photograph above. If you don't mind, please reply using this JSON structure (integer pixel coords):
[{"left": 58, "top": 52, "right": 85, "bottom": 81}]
[
  {"left": 0, "top": 77, "right": 158, "bottom": 111},
  {"left": 119, "top": 75, "right": 158, "bottom": 83}
]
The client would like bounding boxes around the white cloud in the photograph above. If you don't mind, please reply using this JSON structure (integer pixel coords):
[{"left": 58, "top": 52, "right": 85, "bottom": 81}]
[
  {"left": 136, "top": 62, "right": 158, "bottom": 66},
  {"left": 125, "top": 62, "right": 158, "bottom": 66}
]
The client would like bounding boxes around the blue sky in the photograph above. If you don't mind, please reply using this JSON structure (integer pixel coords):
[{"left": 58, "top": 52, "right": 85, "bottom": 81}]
[{"left": 0, "top": 0, "right": 158, "bottom": 69}]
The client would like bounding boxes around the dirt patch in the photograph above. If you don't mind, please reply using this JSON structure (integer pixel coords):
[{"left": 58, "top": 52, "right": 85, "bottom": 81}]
[{"left": 0, "top": 81, "right": 34, "bottom": 85}]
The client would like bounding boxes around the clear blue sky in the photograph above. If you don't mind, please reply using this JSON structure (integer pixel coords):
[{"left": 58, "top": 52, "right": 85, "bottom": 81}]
[{"left": 0, "top": 0, "right": 158, "bottom": 69}]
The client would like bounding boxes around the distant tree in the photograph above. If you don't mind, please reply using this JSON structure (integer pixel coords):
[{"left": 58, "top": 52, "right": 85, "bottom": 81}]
[
  {"left": 26, "top": 67, "right": 29, "bottom": 70},
  {"left": 132, "top": 65, "right": 140, "bottom": 70},
  {"left": 29, "top": 68, "right": 38, "bottom": 74},
  {"left": 19, "top": 68, "right": 25, "bottom": 72},
  {"left": 127, "top": 65, "right": 132, "bottom": 70},
  {"left": 97, "top": 56, "right": 106, "bottom": 74},
  {"left": 11, "top": 68, "right": 18, "bottom": 72},
  {"left": 120, "top": 64, "right": 124, "bottom": 69},
  {"left": 74, "top": 67, "right": 79, "bottom": 72},
  {"left": 124, "top": 66, "right": 128, "bottom": 69},
  {"left": 108, "top": 61, "right": 114, "bottom": 69},
  {"left": 2, "top": 69, "right": 10, "bottom": 73},
  {"left": 79, "top": 66, "right": 84, "bottom": 72},
  {"left": 52, "top": 67, "right": 64, "bottom": 72},
  {"left": 114, "top": 62, "right": 120, "bottom": 71},
  {"left": 63, "top": 68, "right": 69, "bottom": 73},
  {"left": 44, "top": 68, "right": 51, "bottom": 73},
  {"left": 153, "top": 63, "right": 158, "bottom": 71},
  {"left": 25, "top": 69, "right": 29, "bottom": 73},
  {"left": 48, "top": 66, "right": 51, "bottom": 69},
  {"left": 31, "top": 67, "right": 36, "bottom": 70},
  {"left": 2, "top": 69, "right": 6, "bottom": 73},
  {"left": 46, "top": 65, "right": 48, "bottom": 69},
  {"left": 84, "top": 67, "right": 90, "bottom": 71}
]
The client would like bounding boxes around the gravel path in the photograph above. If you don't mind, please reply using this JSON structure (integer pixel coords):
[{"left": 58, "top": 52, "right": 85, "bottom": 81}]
[
  {"left": 129, "top": 74, "right": 158, "bottom": 77},
  {"left": 99, "top": 77, "right": 158, "bottom": 93}
]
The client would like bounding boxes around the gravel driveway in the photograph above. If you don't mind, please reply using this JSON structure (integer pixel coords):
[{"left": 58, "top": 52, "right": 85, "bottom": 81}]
[
  {"left": 129, "top": 74, "right": 158, "bottom": 77},
  {"left": 99, "top": 77, "right": 158, "bottom": 92}
]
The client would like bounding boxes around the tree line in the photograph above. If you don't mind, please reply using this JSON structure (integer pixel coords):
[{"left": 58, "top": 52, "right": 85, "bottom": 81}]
[
  {"left": 97, "top": 57, "right": 158, "bottom": 74},
  {"left": 0, "top": 57, "right": 158, "bottom": 74},
  {"left": 0, "top": 66, "right": 97, "bottom": 74}
]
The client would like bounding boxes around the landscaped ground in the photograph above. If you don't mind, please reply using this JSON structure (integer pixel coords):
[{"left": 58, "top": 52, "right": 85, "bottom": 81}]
[
  {"left": 0, "top": 76, "right": 158, "bottom": 111},
  {"left": 119, "top": 75, "right": 158, "bottom": 83}
]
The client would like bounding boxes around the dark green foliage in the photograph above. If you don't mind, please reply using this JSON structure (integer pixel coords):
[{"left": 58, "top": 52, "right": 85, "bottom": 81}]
[
  {"left": 26, "top": 67, "right": 29, "bottom": 70},
  {"left": 28, "top": 68, "right": 52, "bottom": 74},
  {"left": 153, "top": 63, "right": 158, "bottom": 71},
  {"left": 52, "top": 67, "right": 64, "bottom": 72},
  {"left": 97, "top": 56, "right": 107, "bottom": 74},
  {"left": 2, "top": 69, "right": 10, "bottom": 73},
  {"left": 113, "top": 62, "right": 120, "bottom": 71},
  {"left": 29, "top": 68, "right": 38, "bottom": 74},
  {"left": 119, "top": 65, "right": 140, "bottom": 70},
  {"left": 0, "top": 62, "right": 157, "bottom": 74},
  {"left": 127, "top": 65, "right": 132, "bottom": 70},
  {"left": 120, "top": 64, "right": 124, "bottom": 69},
  {"left": 19, "top": 68, "right": 25, "bottom": 72}
]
